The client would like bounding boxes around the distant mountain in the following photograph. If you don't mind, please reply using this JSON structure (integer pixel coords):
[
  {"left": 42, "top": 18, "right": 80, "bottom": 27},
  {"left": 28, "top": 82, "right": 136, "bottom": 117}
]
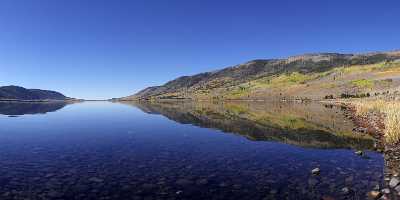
[
  {"left": 0, "top": 86, "right": 68, "bottom": 101},
  {"left": 121, "top": 50, "right": 400, "bottom": 101}
]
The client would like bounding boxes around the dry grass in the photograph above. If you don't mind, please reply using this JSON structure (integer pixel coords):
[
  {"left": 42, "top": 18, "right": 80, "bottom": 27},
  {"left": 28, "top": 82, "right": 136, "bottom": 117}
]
[
  {"left": 352, "top": 99, "right": 386, "bottom": 115},
  {"left": 352, "top": 99, "right": 400, "bottom": 144},
  {"left": 383, "top": 103, "right": 400, "bottom": 144}
]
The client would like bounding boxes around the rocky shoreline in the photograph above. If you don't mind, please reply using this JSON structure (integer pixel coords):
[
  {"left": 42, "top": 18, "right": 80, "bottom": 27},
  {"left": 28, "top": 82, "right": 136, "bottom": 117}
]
[{"left": 332, "top": 101, "right": 400, "bottom": 200}]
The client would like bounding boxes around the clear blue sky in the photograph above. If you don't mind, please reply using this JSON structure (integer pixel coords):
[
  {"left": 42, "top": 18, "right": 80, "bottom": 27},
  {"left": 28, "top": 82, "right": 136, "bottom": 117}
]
[{"left": 0, "top": 0, "right": 399, "bottom": 100}]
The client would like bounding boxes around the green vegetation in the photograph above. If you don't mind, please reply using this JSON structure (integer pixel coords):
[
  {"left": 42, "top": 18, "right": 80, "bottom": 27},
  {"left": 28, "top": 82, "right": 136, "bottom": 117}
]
[
  {"left": 127, "top": 52, "right": 400, "bottom": 101},
  {"left": 351, "top": 79, "right": 375, "bottom": 88},
  {"left": 340, "top": 93, "right": 370, "bottom": 99}
]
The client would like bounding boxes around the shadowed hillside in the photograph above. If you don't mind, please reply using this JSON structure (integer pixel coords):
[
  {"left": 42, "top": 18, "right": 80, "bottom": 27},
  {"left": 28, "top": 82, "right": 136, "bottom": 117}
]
[{"left": 0, "top": 86, "right": 68, "bottom": 101}]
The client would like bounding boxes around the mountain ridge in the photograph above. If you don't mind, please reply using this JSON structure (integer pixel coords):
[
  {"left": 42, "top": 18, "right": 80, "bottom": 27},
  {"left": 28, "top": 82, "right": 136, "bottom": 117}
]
[
  {"left": 0, "top": 85, "right": 69, "bottom": 101},
  {"left": 121, "top": 50, "right": 400, "bottom": 101}
]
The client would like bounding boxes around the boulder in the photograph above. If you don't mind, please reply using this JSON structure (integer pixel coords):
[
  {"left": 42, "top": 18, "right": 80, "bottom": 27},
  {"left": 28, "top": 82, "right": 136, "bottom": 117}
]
[{"left": 389, "top": 177, "right": 400, "bottom": 188}]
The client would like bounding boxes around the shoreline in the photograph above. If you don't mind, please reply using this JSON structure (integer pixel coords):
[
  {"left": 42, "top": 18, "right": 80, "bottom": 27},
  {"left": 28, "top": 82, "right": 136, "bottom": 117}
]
[
  {"left": 325, "top": 100, "right": 400, "bottom": 199},
  {"left": 125, "top": 98, "right": 400, "bottom": 198},
  {"left": 0, "top": 99, "right": 84, "bottom": 103}
]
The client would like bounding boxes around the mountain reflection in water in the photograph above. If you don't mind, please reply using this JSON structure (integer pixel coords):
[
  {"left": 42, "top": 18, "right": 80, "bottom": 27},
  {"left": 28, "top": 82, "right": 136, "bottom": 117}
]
[
  {"left": 0, "top": 101, "right": 384, "bottom": 200},
  {"left": 125, "top": 101, "right": 375, "bottom": 150},
  {"left": 0, "top": 101, "right": 68, "bottom": 116}
]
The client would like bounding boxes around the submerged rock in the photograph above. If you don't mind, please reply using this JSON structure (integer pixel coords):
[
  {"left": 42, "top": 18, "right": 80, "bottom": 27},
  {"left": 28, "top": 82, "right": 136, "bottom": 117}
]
[
  {"left": 88, "top": 177, "right": 104, "bottom": 183},
  {"left": 176, "top": 190, "right": 183, "bottom": 195},
  {"left": 311, "top": 168, "right": 320, "bottom": 175},
  {"left": 176, "top": 179, "right": 193, "bottom": 186},
  {"left": 196, "top": 179, "right": 208, "bottom": 185},
  {"left": 341, "top": 187, "right": 350, "bottom": 195},
  {"left": 367, "top": 191, "right": 382, "bottom": 200}
]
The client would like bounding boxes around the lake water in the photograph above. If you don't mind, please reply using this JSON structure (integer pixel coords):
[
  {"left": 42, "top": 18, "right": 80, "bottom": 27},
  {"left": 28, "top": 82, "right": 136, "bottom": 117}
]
[{"left": 0, "top": 101, "right": 384, "bottom": 200}]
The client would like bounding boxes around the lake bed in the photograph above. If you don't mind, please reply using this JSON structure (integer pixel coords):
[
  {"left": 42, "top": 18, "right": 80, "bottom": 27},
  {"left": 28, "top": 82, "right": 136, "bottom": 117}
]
[{"left": 0, "top": 101, "right": 384, "bottom": 200}]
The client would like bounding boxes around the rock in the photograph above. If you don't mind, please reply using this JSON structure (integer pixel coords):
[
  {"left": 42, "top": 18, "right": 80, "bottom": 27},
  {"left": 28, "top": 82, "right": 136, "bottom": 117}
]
[
  {"left": 367, "top": 191, "right": 382, "bottom": 200},
  {"left": 345, "top": 176, "right": 354, "bottom": 184},
  {"left": 219, "top": 182, "right": 229, "bottom": 187},
  {"left": 322, "top": 196, "right": 335, "bottom": 200},
  {"left": 308, "top": 178, "right": 319, "bottom": 186},
  {"left": 389, "top": 177, "right": 400, "bottom": 188},
  {"left": 196, "top": 179, "right": 208, "bottom": 185},
  {"left": 233, "top": 184, "right": 242, "bottom": 189},
  {"left": 88, "top": 177, "right": 104, "bottom": 183},
  {"left": 395, "top": 185, "right": 400, "bottom": 193},
  {"left": 381, "top": 188, "right": 391, "bottom": 194},
  {"left": 2, "top": 192, "right": 10, "bottom": 197},
  {"left": 373, "top": 185, "right": 380, "bottom": 191},
  {"left": 355, "top": 151, "right": 363, "bottom": 155},
  {"left": 142, "top": 183, "right": 155, "bottom": 190},
  {"left": 176, "top": 190, "right": 183, "bottom": 195},
  {"left": 176, "top": 179, "right": 193, "bottom": 186},
  {"left": 45, "top": 173, "right": 55, "bottom": 178},
  {"left": 47, "top": 190, "right": 62, "bottom": 198},
  {"left": 311, "top": 168, "right": 320, "bottom": 175},
  {"left": 269, "top": 189, "right": 277, "bottom": 194},
  {"left": 341, "top": 187, "right": 350, "bottom": 195}
]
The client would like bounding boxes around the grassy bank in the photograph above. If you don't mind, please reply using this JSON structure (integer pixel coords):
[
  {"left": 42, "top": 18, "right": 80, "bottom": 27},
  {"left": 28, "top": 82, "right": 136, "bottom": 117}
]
[{"left": 351, "top": 99, "right": 400, "bottom": 144}]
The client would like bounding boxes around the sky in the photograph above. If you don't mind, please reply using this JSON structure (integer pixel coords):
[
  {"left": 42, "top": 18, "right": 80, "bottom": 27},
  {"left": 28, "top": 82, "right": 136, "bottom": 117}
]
[{"left": 0, "top": 0, "right": 399, "bottom": 100}]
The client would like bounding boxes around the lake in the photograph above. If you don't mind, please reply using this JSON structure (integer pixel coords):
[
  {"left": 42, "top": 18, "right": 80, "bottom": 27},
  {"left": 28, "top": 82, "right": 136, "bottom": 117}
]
[{"left": 0, "top": 101, "right": 384, "bottom": 200}]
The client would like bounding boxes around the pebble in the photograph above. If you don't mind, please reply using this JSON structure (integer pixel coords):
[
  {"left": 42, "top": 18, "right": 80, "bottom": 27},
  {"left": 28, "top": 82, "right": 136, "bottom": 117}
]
[
  {"left": 176, "top": 190, "right": 183, "bottom": 195},
  {"left": 311, "top": 168, "right": 320, "bottom": 175},
  {"left": 142, "top": 183, "right": 155, "bottom": 190},
  {"left": 196, "top": 179, "right": 208, "bottom": 185},
  {"left": 88, "top": 177, "right": 104, "bottom": 183},
  {"left": 341, "top": 187, "right": 350, "bottom": 195},
  {"left": 176, "top": 179, "right": 193, "bottom": 186}
]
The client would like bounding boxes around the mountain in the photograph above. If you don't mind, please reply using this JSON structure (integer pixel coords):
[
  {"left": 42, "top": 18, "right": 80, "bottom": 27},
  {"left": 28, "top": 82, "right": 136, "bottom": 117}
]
[
  {"left": 121, "top": 50, "right": 400, "bottom": 101},
  {"left": 0, "top": 86, "right": 68, "bottom": 101}
]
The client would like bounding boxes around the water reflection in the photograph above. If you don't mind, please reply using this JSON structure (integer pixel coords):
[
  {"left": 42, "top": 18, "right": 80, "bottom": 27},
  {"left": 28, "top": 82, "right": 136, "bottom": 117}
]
[
  {"left": 126, "top": 101, "right": 375, "bottom": 150},
  {"left": 0, "top": 101, "right": 384, "bottom": 200},
  {"left": 0, "top": 101, "right": 68, "bottom": 116}
]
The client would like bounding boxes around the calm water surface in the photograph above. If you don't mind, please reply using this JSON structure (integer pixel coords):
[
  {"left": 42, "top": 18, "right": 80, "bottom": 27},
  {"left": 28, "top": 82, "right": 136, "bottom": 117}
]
[{"left": 0, "top": 101, "right": 384, "bottom": 200}]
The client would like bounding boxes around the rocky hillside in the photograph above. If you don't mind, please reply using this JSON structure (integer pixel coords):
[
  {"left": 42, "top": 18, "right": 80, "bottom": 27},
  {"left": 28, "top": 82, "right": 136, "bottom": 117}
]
[
  {"left": 0, "top": 86, "right": 68, "bottom": 101},
  {"left": 122, "top": 50, "right": 400, "bottom": 101}
]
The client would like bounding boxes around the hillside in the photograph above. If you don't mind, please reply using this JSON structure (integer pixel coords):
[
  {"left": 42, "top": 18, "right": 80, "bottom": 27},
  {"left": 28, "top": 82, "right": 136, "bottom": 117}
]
[
  {"left": 0, "top": 86, "right": 68, "bottom": 101},
  {"left": 122, "top": 50, "right": 400, "bottom": 101}
]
